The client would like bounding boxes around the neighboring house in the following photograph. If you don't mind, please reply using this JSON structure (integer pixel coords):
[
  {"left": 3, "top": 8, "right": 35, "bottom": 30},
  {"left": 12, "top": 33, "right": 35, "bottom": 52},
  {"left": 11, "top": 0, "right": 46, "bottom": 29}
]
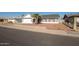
[
  {"left": 8, "top": 19, "right": 16, "bottom": 23},
  {"left": 63, "top": 14, "right": 79, "bottom": 24},
  {"left": 41, "top": 14, "right": 60, "bottom": 24},
  {"left": 63, "top": 14, "right": 79, "bottom": 30},
  {"left": 0, "top": 17, "right": 17, "bottom": 24}
]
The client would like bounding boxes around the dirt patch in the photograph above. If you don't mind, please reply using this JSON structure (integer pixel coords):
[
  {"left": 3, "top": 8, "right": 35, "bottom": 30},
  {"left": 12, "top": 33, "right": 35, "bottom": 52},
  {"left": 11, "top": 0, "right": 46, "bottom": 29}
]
[
  {"left": 21, "top": 23, "right": 71, "bottom": 31},
  {"left": 0, "top": 23, "right": 71, "bottom": 31}
]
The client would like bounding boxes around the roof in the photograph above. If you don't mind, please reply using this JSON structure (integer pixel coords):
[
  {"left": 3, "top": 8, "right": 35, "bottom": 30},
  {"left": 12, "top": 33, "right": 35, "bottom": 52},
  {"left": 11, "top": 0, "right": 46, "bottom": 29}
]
[
  {"left": 64, "top": 14, "right": 79, "bottom": 18},
  {"left": 15, "top": 14, "right": 32, "bottom": 19},
  {"left": 23, "top": 14, "right": 32, "bottom": 18},
  {"left": 41, "top": 14, "right": 60, "bottom": 19},
  {"left": 69, "top": 14, "right": 79, "bottom": 17}
]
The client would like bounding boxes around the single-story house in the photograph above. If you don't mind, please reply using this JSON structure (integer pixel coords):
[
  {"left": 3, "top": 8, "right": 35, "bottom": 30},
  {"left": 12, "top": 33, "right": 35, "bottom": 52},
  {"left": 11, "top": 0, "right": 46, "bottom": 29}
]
[
  {"left": 15, "top": 14, "right": 61, "bottom": 24},
  {"left": 41, "top": 14, "right": 60, "bottom": 24},
  {"left": 0, "top": 16, "right": 17, "bottom": 23}
]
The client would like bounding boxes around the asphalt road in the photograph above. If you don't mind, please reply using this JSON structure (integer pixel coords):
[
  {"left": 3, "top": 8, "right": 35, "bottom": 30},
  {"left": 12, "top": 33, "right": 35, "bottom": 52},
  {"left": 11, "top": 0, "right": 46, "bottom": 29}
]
[{"left": 0, "top": 27, "right": 79, "bottom": 46}]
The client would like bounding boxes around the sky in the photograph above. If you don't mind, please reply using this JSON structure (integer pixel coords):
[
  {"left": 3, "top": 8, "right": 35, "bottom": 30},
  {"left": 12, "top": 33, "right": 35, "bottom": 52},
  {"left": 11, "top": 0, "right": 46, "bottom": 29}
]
[{"left": 0, "top": 12, "right": 78, "bottom": 17}]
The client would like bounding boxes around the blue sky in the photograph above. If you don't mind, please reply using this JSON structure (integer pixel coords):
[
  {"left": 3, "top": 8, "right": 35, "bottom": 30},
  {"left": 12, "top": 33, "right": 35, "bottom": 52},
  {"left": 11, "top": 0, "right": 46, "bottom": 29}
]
[{"left": 0, "top": 12, "right": 78, "bottom": 17}]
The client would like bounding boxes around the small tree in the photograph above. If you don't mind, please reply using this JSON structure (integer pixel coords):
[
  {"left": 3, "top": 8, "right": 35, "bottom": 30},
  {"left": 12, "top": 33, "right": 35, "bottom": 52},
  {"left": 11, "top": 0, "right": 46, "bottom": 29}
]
[{"left": 32, "top": 14, "right": 42, "bottom": 24}]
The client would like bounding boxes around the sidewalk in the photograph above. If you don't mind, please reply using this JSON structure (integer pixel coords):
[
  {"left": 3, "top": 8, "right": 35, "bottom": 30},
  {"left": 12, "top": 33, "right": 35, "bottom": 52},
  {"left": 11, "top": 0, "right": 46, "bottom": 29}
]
[{"left": 0, "top": 24, "right": 79, "bottom": 38}]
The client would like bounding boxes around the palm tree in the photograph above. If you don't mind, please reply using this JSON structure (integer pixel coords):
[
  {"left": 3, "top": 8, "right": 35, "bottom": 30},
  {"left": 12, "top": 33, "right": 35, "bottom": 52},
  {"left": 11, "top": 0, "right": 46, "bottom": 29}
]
[{"left": 32, "top": 14, "right": 41, "bottom": 24}]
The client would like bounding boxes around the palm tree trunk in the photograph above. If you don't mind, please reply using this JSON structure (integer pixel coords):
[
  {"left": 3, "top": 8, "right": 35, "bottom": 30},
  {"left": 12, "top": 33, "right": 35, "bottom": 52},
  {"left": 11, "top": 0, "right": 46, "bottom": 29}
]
[
  {"left": 35, "top": 17, "right": 38, "bottom": 24},
  {"left": 35, "top": 18, "right": 37, "bottom": 24}
]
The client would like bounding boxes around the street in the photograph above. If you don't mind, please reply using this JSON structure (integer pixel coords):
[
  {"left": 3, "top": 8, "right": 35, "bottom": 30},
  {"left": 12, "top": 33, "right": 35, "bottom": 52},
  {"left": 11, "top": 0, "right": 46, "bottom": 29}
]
[{"left": 0, "top": 27, "right": 79, "bottom": 46}]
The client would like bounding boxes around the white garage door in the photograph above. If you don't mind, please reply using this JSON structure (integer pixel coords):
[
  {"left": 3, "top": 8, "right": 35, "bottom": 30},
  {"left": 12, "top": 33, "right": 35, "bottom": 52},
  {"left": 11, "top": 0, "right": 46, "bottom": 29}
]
[{"left": 22, "top": 19, "right": 33, "bottom": 24}]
